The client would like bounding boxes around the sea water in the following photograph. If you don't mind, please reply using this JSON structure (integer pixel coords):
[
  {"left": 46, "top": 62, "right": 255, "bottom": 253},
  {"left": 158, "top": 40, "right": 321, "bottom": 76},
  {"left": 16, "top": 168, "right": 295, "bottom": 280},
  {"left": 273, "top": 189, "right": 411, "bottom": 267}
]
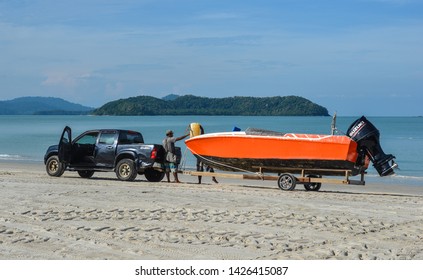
[{"left": 0, "top": 115, "right": 422, "bottom": 187}]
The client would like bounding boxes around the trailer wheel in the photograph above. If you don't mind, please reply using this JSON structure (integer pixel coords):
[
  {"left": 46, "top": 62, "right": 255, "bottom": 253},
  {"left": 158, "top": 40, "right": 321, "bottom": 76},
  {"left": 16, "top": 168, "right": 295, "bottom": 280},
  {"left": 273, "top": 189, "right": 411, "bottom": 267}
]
[
  {"left": 278, "top": 173, "right": 296, "bottom": 191},
  {"left": 304, "top": 175, "right": 322, "bottom": 191}
]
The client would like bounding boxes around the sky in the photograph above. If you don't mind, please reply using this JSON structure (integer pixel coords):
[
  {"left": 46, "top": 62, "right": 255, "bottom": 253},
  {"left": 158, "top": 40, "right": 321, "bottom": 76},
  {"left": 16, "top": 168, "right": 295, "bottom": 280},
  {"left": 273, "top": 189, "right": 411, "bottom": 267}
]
[{"left": 0, "top": 0, "right": 422, "bottom": 116}]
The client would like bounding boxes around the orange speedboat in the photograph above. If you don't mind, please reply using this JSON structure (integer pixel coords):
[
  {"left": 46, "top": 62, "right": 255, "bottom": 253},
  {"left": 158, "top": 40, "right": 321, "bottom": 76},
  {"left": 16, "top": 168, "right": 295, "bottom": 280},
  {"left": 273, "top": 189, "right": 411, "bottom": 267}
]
[{"left": 185, "top": 116, "right": 397, "bottom": 177}]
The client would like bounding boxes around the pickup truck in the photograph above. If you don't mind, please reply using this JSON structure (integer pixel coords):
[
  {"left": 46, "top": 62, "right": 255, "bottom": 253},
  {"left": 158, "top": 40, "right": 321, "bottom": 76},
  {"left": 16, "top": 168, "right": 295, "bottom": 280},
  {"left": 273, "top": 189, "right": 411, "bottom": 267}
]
[{"left": 44, "top": 126, "right": 166, "bottom": 182}]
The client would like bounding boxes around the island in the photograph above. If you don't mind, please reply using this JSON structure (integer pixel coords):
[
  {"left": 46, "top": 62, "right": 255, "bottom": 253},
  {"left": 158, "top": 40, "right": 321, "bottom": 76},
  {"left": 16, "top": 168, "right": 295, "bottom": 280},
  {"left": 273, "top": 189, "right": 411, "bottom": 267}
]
[{"left": 92, "top": 95, "right": 329, "bottom": 116}]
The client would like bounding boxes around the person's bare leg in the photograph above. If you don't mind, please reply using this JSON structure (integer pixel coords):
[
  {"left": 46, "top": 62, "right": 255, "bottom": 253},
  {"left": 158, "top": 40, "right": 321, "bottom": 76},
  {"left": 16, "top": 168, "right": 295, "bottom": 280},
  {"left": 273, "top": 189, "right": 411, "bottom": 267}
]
[{"left": 173, "top": 172, "right": 181, "bottom": 183}]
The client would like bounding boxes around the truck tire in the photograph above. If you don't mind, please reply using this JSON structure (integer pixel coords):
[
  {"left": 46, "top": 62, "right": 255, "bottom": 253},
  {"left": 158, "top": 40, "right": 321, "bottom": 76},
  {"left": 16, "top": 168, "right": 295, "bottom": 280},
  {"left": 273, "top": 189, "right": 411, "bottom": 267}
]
[
  {"left": 78, "top": 170, "right": 95, "bottom": 179},
  {"left": 115, "top": 159, "right": 137, "bottom": 181},
  {"left": 46, "top": 155, "right": 65, "bottom": 177},
  {"left": 144, "top": 168, "right": 165, "bottom": 182}
]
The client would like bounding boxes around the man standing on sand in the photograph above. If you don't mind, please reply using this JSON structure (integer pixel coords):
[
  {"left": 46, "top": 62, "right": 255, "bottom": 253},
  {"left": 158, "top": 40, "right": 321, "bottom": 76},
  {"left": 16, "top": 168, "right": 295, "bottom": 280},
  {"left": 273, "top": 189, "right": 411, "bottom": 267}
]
[
  {"left": 197, "top": 158, "right": 218, "bottom": 184},
  {"left": 162, "top": 130, "right": 189, "bottom": 183}
]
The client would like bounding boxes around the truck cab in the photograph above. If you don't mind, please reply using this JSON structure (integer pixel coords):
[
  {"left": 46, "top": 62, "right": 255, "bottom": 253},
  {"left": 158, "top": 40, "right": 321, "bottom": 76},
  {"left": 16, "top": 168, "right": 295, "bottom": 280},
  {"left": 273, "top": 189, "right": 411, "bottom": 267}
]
[{"left": 44, "top": 126, "right": 166, "bottom": 182}]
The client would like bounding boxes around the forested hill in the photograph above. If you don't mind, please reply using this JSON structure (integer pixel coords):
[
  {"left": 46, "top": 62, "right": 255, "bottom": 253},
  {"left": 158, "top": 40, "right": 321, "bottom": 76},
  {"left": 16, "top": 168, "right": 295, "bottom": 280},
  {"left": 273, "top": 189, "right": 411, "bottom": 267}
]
[
  {"left": 92, "top": 95, "right": 329, "bottom": 116},
  {"left": 0, "top": 96, "right": 93, "bottom": 115}
]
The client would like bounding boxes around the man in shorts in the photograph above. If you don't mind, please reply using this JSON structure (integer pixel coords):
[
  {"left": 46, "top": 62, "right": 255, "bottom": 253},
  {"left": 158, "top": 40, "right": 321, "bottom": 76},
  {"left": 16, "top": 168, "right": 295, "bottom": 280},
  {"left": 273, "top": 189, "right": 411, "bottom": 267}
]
[{"left": 162, "top": 130, "right": 189, "bottom": 183}]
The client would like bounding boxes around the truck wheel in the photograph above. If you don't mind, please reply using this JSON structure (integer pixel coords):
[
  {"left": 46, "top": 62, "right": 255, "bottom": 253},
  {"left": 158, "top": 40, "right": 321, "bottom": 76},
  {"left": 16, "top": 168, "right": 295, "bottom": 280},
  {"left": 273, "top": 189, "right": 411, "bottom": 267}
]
[
  {"left": 46, "top": 155, "right": 65, "bottom": 177},
  {"left": 277, "top": 173, "right": 296, "bottom": 191},
  {"left": 144, "top": 168, "right": 165, "bottom": 182},
  {"left": 78, "top": 170, "right": 95, "bottom": 179},
  {"left": 116, "top": 159, "right": 137, "bottom": 181}
]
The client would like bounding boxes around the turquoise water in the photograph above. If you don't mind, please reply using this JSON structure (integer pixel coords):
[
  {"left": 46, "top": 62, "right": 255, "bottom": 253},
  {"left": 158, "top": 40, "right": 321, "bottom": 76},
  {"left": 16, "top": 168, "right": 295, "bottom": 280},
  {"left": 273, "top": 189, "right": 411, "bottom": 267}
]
[{"left": 0, "top": 115, "right": 422, "bottom": 186}]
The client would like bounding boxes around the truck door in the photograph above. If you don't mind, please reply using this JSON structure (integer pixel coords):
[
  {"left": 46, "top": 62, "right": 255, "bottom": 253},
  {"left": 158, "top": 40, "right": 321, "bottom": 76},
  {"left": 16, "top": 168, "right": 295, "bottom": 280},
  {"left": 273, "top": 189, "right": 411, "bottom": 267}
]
[
  {"left": 71, "top": 131, "right": 98, "bottom": 167},
  {"left": 58, "top": 126, "right": 72, "bottom": 164},
  {"left": 95, "top": 131, "right": 117, "bottom": 168}
]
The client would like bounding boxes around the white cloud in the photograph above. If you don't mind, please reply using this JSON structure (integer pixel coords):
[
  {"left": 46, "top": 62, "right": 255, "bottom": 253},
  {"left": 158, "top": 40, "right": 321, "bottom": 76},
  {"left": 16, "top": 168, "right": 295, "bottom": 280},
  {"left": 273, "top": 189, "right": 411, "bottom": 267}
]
[
  {"left": 41, "top": 71, "right": 97, "bottom": 89},
  {"left": 42, "top": 72, "right": 78, "bottom": 88},
  {"left": 105, "top": 82, "right": 125, "bottom": 98}
]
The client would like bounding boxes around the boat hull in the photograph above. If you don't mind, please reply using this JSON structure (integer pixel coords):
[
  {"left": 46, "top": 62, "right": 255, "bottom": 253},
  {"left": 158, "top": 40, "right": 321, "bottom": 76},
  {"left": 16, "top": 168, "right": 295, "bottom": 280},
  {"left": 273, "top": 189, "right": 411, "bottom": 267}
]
[
  {"left": 185, "top": 132, "right": 366, "bottom": 176},
  {"left": 193, "top": 155, "right": 363, "bottom": 175}
]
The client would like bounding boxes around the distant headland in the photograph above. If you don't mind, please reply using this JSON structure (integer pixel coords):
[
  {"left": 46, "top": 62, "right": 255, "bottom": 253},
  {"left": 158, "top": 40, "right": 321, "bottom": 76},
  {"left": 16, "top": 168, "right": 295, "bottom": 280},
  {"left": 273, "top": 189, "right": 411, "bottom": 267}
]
[
  {"left": 0, "top": 95, "right": 329, "bottom": 116},
  {"left": 0, "top": 96, "right": 93, "bottom": 115}
]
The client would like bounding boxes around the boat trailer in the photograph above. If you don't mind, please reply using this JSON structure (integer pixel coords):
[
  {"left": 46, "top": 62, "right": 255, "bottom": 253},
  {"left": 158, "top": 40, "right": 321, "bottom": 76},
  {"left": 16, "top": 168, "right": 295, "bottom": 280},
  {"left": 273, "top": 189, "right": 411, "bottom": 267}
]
[{"left": 183, "top": 166, "right": 366, "bottom": 191}]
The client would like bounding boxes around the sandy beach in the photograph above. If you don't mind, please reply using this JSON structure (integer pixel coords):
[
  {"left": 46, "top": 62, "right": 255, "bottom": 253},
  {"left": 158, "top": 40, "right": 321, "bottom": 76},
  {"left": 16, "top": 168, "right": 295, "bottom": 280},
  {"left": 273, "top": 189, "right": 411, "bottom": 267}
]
[{"left": 0, "top": 161, "right": 422, "bottom": 260}]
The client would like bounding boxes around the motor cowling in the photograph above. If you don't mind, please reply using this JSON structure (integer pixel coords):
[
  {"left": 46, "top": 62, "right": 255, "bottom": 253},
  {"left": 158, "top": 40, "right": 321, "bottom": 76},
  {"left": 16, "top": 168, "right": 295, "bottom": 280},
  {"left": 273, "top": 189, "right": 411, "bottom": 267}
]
[{"left": 346, "top": 116, "right": 397, "bottom": 176}]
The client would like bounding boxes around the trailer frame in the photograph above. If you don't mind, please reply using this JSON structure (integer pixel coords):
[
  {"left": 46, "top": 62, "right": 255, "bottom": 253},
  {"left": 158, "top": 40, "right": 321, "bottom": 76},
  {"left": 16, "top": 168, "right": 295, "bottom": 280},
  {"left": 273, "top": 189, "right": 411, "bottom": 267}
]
[{"left": 183, "top": 166, "right": 366, "bottom": 191}]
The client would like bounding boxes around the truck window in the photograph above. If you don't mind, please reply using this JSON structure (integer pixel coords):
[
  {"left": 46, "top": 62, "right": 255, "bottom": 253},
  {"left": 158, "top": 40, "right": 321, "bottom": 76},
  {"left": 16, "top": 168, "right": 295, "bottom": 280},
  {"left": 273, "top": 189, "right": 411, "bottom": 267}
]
[
  {"left": 99, "top": 133, "right": 116, "bottom": 145},
  {"left": 75, "top": 132, "right": 98, "bottom": 145},
  {"left": 119, "top": 131, "right": 144, "bottom": 144}
]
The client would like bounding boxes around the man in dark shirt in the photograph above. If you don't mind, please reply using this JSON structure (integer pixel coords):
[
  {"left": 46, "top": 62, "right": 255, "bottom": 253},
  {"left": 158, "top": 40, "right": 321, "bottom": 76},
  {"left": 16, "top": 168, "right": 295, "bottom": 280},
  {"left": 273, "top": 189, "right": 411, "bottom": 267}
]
[{"left": 162, "top": 130, "right": 189, "bottom": 183}]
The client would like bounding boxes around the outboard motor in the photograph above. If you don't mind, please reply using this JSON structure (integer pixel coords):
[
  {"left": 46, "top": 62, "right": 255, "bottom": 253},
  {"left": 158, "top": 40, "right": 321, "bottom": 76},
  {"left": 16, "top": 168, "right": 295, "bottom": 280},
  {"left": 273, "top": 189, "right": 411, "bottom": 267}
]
[{"left": 347, "top": 116, "right": 397, "bottom": 176}]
